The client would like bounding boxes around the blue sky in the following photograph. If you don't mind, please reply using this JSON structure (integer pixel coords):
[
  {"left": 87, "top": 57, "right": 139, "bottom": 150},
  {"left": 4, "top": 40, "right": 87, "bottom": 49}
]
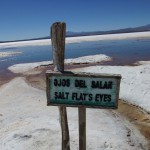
[{"left": 0, "top": 0, "right": 150, "bottom": 41}]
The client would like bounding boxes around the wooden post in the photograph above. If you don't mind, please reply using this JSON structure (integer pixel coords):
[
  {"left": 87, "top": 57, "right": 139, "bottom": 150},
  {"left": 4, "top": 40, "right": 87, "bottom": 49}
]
[
  {"left": 78, "top": 107, "right": 86, "bottom": 150},
  {"left": 51, "top": 22, "right": 70, "bottom": 150}
]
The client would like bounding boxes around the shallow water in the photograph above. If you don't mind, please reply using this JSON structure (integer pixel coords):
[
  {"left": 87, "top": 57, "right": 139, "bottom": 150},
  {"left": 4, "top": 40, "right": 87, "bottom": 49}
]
[{"left": 0, "top": 38, "right": 150, "bottom": 75}]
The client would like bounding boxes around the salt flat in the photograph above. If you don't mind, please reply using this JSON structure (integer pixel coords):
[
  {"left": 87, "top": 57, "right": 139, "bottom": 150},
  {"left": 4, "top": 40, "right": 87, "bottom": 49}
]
[
  {"left": 1, "top": 33, "right": 150, "bottom": 149},
  {"left": 0, "top": 51, "right": 22, "bottom": 58},
  {"left": 0, "top": 56, "right": 150, "bottom": 149},
  {"left": 0, "top": 77, "right": 148, "bottom": 150},
  {"left": 8, "top": 55, "right": 150, "bottom": 113},
  {"left": 0, "top": 31, "right": 150, "bottom": 48},
  {"left": 8, "top": 54, "right": 111, "bottom": 74}
]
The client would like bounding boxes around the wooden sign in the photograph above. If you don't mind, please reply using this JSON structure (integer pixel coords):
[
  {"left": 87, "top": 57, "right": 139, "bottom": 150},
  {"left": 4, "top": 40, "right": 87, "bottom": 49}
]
[
  {"left": 48, "top": 22, "right": 122, "bottom": 150},
  {"left": 46, "top": 71, "right": 121, "bottom": 109}
]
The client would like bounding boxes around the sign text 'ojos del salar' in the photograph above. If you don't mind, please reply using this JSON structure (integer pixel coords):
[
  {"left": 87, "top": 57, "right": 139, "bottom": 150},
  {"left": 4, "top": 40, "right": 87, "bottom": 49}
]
[{"left": 46, "top": 71, "right": 121, "bottom": 109}]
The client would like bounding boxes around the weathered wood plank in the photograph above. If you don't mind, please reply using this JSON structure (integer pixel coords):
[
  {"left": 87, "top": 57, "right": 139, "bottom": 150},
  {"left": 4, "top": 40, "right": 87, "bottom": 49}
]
[
  {"left": 78, "top": 107, "right": 86, "bottom": 150},
  {"left": 50, "top": 22, "right": 70, "bottom": 150},
  {"left": 51, "top": 22, "right": 66, "bottom": 72}
]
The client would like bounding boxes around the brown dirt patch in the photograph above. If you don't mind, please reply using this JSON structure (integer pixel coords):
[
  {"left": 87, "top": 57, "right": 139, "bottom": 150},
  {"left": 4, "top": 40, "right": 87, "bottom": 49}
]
[
  {"left": 0, "top": 69, "right": 17, "bottom": 87},
  {"left": 25, "top": 73, "right": 46, "bottom": 91},
  {"left": 118, "top": 100, "right": 150, "bottom": 148}
]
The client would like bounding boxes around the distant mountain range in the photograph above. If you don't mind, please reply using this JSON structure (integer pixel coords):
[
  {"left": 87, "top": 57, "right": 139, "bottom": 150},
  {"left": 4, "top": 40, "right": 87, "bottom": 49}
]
[
  {"left": 66, "top": 24, "right": 150, "bottom": 37},
  {"left": 1, "top": 24, "right": 150, "bottom": 43}
]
